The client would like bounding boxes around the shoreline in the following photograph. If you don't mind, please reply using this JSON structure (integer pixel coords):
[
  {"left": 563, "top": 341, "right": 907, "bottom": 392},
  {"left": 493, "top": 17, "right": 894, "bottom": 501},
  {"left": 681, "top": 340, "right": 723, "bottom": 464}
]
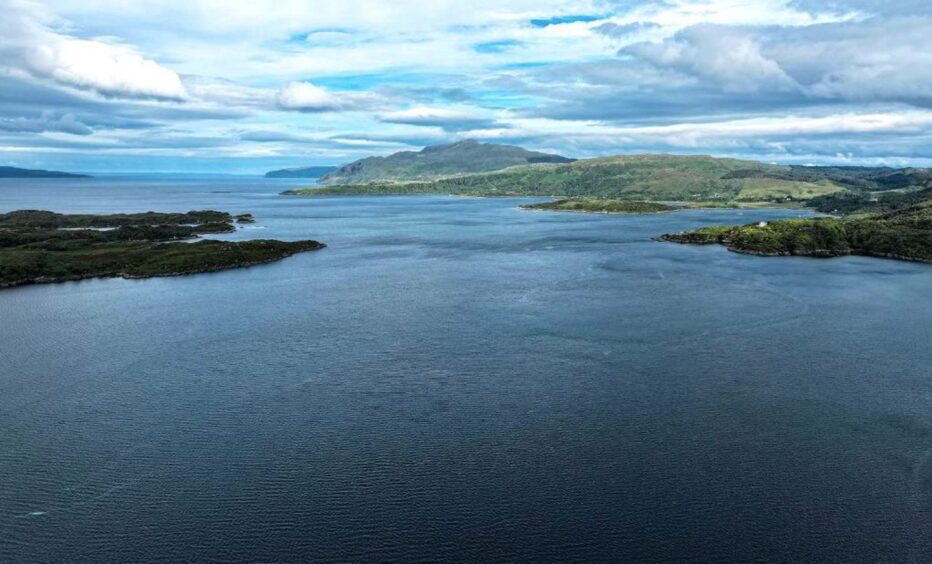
[
  {"left": 0, "top": 242, "right": 326, "bottom": 290},
  {"left": 656, "top": 234, "right": 932, "bottom": 265}
]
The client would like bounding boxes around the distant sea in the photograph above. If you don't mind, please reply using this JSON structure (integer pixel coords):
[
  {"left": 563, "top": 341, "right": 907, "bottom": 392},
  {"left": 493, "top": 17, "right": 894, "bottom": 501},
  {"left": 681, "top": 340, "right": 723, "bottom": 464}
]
[{"left": 1, "top": 176, "right": 930, "bottom": 562}]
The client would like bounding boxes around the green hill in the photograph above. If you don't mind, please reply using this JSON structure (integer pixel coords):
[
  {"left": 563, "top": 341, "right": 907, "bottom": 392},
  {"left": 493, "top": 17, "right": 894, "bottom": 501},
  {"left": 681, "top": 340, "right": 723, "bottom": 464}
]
[
  {"left": 318, "top": 139, "right": 573, "bottom": 184},
  {"left": 291, "top": 154, "right": 846, "bottom": 202},
  {"left": 287, "top": 151, "right": 932, "bottom": 216}
]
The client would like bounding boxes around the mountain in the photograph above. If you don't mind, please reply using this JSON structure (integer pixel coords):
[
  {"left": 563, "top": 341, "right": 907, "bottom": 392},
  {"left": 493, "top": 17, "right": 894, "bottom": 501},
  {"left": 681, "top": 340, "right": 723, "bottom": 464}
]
[
  {"left": 264, "top": 166, "right": 338, "bottom": 179},
  {"left": 0, "top": 166, "right": 90, "bottom": 178},
  {"left": 317, "top": 139, "right": 574, "bottom": 184}
]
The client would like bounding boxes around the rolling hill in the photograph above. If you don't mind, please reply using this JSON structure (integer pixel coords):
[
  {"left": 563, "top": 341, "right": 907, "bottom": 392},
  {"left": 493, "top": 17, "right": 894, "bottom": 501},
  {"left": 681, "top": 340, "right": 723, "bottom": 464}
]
[
  {"left": 289, "top": 154, "right": 848, "bottom": 202},
  {"left": 317, "top": 139, "right": 574, "bottom": 184}
]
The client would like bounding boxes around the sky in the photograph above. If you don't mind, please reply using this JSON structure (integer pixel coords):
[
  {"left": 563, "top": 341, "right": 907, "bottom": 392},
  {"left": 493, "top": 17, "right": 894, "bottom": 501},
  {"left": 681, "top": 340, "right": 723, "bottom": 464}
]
[{"left": 1, "top": 0, "right": 931, "bottom": 174}]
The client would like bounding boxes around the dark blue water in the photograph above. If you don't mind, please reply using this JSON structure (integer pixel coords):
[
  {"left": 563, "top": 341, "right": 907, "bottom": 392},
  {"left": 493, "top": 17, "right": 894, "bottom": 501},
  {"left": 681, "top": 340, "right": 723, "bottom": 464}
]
[{"left": 1, "top": 177, "right": 931, "bottom": 562}]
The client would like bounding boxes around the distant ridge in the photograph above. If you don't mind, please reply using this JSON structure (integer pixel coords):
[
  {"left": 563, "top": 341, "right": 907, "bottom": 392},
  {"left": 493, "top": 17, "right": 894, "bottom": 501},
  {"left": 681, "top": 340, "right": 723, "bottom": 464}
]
[
  {"left": 264, "top": 166, "right": 339, "bottom": 179},
  {"left": 318, "top": 139, "right": 574, "bottom": 184},
  {"left": 289, "top": 152, "right": 932, "bottom": 204},
  {"left": 0, "top": 166, "right": 90, "bottom": 178}
]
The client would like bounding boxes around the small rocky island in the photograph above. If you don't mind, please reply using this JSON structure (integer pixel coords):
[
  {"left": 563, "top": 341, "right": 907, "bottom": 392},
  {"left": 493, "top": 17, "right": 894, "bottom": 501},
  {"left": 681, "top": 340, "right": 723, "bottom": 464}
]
[
  {"left": 0, "top": 210, "right": 324, "bottom": 288},
  {"left": 521, "top": 198, "right": 678, "bottom": 214}
]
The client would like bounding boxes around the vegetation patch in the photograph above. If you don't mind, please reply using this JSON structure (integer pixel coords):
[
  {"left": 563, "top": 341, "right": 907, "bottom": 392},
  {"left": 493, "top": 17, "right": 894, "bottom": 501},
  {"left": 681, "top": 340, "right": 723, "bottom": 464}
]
[
  {"left": 284, "top": 154, "right": 932, "bottom": 210},
  {"left": 659, "top": 197, "right": 932, "bottom": 263},
  {"left": 0, "top": 210, "right": 324, "bottom": 288},
  {"left": 520, "top": 198, "right": 678, "bottom": 214}
]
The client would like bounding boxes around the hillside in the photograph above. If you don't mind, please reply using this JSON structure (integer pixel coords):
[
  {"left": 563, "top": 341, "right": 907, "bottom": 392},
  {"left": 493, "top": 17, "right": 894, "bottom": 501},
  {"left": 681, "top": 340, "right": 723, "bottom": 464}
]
[
  {"left": 289, "top": 154, "right": 846, "bottom": 202},
  {"left": 0, "top": 166, "right": 90, "bottom": 178},
  {"left": 289, "top": 153, "right": 932, "bottom": 208},
  {"left": 317, "top": 139, "right": 574, "bottom": 184},
  {"left": 265, "top": 166, "right": 338, "bottom": 178}
]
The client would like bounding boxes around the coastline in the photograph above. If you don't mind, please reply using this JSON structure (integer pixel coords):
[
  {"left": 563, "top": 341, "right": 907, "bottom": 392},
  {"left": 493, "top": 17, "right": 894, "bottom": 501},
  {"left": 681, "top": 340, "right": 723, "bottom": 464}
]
[{"left": 0, "top": 241, "right": 326, "bottom": 290}]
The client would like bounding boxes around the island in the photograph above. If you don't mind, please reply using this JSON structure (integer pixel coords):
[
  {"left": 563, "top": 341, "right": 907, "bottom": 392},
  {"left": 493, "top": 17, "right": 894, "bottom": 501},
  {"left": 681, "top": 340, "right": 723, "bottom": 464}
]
[
  {"left": 658, "top": 189, "right": 932, "bottom": 264},
  {"left": 264, "top": 166, "right": 338, "bottom": 179},
  {"left": 0, "top": 210, "right": 325, "bottom": 288},
  {"left": 520, "top": 199, "right": 678, "bottom": 214},
  {"left": 0, "top": 166, "right": 90, "bottom": 178}
]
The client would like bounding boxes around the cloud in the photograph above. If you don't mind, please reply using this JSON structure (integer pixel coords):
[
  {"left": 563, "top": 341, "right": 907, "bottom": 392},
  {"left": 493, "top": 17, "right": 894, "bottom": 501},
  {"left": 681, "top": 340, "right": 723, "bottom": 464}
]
[
  {"left": 275, "top": 82, "right": 343, "bottom": 112},
  {"left": 487, "top": 109, "right": 932, "bottom": 164},
  {"left": 238, "top": 130, "right": 324, "bottom": 143},
  {"left": 593, "top": 21, "right": 660, "bottom": 39},
  {"left": 622, "top": 24, "right": 799, "bottom": 93},
  {"left": 3, "top": 0, "right": 932, "bottom": 172},
  {"left": 36, "top": 38, "right": 187, "bottom": 99},
  {"left": 182, "top": 76, "right": 270, "bottom": 109},
  {"left": 0, "top": 111, "right": 92, "bottom": 135},
  {"left": 620, "top": 16, "right": 932, "bottom": 103},
  {"left": 377, "top": 107, "right": 502, "bottom": 132},
  {"left": 0, "top": 0, "right": 187, "bottom": 100},
  {"left": 789, "top": 0, "right": 932, "bottom": 16},
  {"left": 275, "top": 81, "right": 383, "bottom": 112}
]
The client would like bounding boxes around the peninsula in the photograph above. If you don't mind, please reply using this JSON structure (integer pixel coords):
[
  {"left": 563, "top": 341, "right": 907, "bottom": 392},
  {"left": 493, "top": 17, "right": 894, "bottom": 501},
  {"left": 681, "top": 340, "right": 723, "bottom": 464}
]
[
  {"left": 659, "top": 189, "right": 932, "bottom": 263},
  {"left": 0, "top": 166, "right": 90, "bottom": 178},
  {"left": 0, "top": 210, "right": 324, "bottom": 288}
]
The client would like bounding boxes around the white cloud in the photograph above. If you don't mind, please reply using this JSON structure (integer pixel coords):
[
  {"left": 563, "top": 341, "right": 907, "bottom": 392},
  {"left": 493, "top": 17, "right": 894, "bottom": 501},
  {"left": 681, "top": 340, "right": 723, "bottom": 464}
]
[
  {"left": 276, "top": 82, "right": 343, "bottom": 112},
  {"left": 0, "top": 0, "right": 187, "bottom": 99},
  {"left": 624, "top": 25, "right": 799, "bottom": 93},
  {"left": 621, "top": 15, "right": 932, "bottom": 104},
  {"left": 377, "top": 107, "right": 501, "bottom": 131},
  {"left": 275, "top": 81, "right": 388, "bottom": 113},
  {"left": 184, "top": 76, "right": 272, "bottom": 109},
  {"left": 502, "top": 110, "right": 932, "bottom": 149},
  {"left": 36, "top": 38, "right": 187, "bottom": 99}
]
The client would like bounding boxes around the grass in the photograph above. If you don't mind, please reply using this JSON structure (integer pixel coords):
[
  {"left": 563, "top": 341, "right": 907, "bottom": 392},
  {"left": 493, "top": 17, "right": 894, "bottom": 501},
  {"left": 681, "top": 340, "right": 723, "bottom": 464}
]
[{"left": 734, "top": 178, "right": 844, "bottom": 201}]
